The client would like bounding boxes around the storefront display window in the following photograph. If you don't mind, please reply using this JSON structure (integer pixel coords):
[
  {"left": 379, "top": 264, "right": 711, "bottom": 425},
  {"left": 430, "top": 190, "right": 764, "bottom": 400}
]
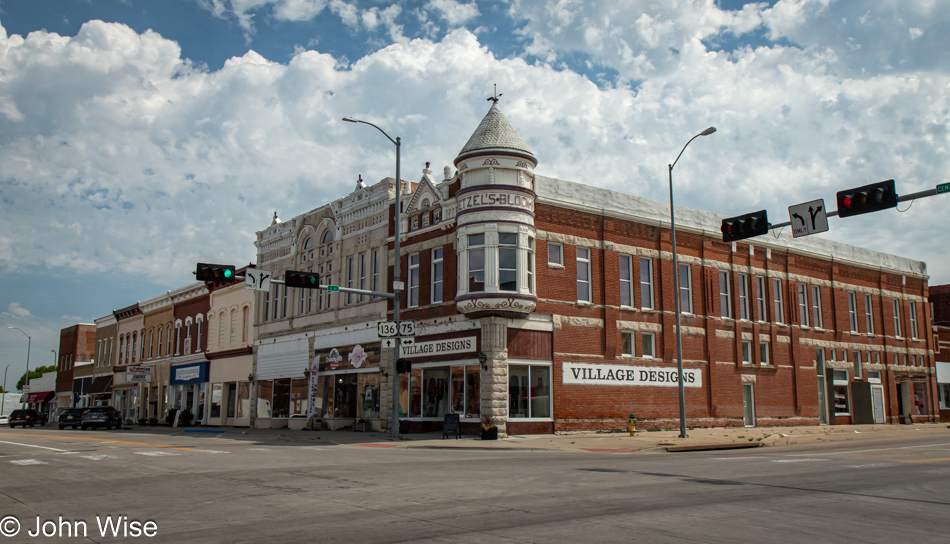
[
  {"left": 236, "top": 382, "right": 250, "bottom": 419},
  {"left": 832, "top": 370, "right": 849, "bottom": 415},
  {"left": 272, "top": 378, "right": 291, "bottom": 418},
  {"left": 508, "top": 365, "right": 551, "bottom": 419},
  {"left": 939, "top": 383, "right": 950, "bottom": 410},
  {"left": 399, "top": 365, "right": 480, "bottom": 419},
  {"left": 358, "top": 373, "right": 380, "bottom": 418},
  {"left": 211, "top": 384, "right": 222, "bottom": 418},
  {"left": 257, "top": 380, "right": 273, "bottom": 418},
  {"left": 332, "top": 375, "right": 358, "bottom": 418},
  {"left": 913, "top": 382, "right": 928, "bottom": 415},
  {"left": 290, "top": 378, "right": 308, "bottom": 416}
]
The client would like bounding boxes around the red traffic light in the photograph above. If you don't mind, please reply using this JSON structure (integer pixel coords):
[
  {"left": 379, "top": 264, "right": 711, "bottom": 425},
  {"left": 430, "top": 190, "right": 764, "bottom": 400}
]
[
  {"left": 836, "top": 180, "right": 897, "bottom": 218},
  {"left": 721, "top": 210, "right": 770, "bottom": 242}
]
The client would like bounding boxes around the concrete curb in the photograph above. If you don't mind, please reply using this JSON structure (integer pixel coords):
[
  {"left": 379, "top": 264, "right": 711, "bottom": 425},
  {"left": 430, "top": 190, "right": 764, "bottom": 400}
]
[{"left": 664, "top": 442, "right": 762, "bottom": 452}]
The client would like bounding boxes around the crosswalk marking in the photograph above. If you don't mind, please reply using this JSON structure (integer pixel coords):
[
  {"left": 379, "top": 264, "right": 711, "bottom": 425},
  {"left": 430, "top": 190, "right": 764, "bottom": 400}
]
[
  {"left": 193, "top": 450, "right": 230, "bottom": 454},
  {"left": 134, "top": 451, "right": 180, "bottom": 457},
  {"left": 10, "top": 459, "right": 47, "bottom": 465},
  {"left": 81, "top": 454, "right": 114, "bottom": 461}
]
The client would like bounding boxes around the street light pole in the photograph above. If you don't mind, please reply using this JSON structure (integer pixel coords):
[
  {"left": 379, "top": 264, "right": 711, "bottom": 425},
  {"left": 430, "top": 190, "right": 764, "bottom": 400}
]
[
  {"left": 2, "top": 365, "right": 8, "bottom": 416},
  {"left": 343, "top": 116, "right": 402, "bottom": 440},
  {"left": 668, "top": 126, "right": 716, "bottom": 439},
  {"left": 8, "top": 326, "right": 32, "bottom": 392}
]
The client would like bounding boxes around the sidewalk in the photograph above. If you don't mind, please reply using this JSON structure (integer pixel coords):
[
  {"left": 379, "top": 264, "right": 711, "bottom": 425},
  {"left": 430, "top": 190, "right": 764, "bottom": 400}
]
[{"left": 130, "top": 422, "right": 950, "bottom": 453}]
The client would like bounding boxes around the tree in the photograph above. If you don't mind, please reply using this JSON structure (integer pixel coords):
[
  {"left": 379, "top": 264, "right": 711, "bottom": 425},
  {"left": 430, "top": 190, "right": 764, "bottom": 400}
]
[{"left": 16, "top": 365, "right": 56, "bottom": 392}]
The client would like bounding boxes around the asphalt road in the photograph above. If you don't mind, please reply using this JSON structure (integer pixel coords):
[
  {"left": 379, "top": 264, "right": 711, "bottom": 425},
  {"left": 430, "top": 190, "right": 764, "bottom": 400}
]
[{"left": 0, "top": 428, "right": 948, "bottom": 543}]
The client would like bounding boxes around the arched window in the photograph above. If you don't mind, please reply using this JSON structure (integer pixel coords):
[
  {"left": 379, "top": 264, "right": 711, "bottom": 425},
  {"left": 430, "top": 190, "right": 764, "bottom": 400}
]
[
  {"left": 322, "top": 230, "right": 334, "bottom": 244},
  {"left": 242, "top": 306, "right": 250, "bottom": 343},
  {"left": 303, "top": 237, "right": 314, "bottom": 250},
  {"left": 196, "top": 314, "right": 204, "bottom": 352},
  {"left": 166, "top": 325, "right": 172, "bottom": 357},
  {"left": 157, "top": 327, "right": 163, "bottom": 358}
]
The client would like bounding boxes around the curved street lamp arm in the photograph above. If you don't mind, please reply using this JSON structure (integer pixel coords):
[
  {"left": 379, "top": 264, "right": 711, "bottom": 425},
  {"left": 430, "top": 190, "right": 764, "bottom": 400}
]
[{"left": 342, "top": 117, "right": 398, "bottom": 147}]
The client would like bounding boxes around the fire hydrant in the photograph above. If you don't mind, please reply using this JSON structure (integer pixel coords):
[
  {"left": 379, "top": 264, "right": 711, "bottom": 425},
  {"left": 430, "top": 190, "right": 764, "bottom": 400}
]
[{"left": 628, "top": 412, "right": 637, "bottom": 436}]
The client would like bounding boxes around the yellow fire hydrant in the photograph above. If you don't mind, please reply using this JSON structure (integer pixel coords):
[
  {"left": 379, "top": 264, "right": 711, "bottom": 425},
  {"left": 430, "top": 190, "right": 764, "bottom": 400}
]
[{"left": 628, "top": 412, "right": 637, "bottom": 436}]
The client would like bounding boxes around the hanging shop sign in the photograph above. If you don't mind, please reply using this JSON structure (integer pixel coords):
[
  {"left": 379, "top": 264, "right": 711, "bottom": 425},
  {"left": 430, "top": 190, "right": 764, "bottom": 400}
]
[
  {"left": 349, "top": 345, "right": 368, "bottom": 368},
  {"left": 562, "top": 362, "right": 702, "bottom": 388},
  {"left": 399, "top": 336, "right": 476, "bottom": 358},
  {"left": 127, "top": 366, "right": 152, "bottom": 383}
]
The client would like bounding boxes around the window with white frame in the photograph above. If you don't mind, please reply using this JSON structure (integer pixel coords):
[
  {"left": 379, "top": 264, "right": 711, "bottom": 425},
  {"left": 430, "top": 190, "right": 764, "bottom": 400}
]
[
  {"left": 642, "top": 332, "right": 655, "bottom": 358},
  {"left": 893, "top": 299, "right": 902, "bottom": 337},
  {"left": 742, "top": 340, "right": 752, "bottom": 365},
  {"left": 408, "top": 253, "right": 420, "bottom": 308},
  {"left": 196, "top": 316, "right": 203, "bottom": 352},
  {"left": 719, "top": 270, "right": 732, "bottom": 318},
  {"left": 157, "top": 328, "right": 162, "bottom": 358},
  {"left": 640, "top": 257, "right": 654, "bottom": 310},
  {"left": 346, "top": 256, "right": 355, "bottom": 305},
  {"left": 499, "top": 233, "right": 518, "bottom": 292},
  {"left": 797, "top": 284, "right": 809, "bottom": 326},
  {"left": 468, "top": 234, "right": 485, "bottom": 292},
  {"left": 756, "top": 276, "right": 767, "bottom": 322},
  {"left": 185, "top": 319, "right": 192, "bottom": 355},
  {"left": 738, "top": 273, "right": 750, "bottom": 320},
  {"left": 773, "top": 279, "right": 784, "bottom": 324},
  {"left": 175, "top": 324, "right": 181, "bottom": 355},
  {"left": 621, "top": 332, "right": 633, "bottom": 356},
  {"left": 760, "top": 341, "right": 770, "bottom": 366},
  {"left": 909, "top": 301, "right": 918, "bottom": 339},
  {"left": 359, "top": 253, "right": 367, "bottom": 303},
  {"left": 848, "top": 292, "right": 858, "bottom": 332},
  {"left": 811, "top": 285, "right": 823, "bottom": 328},
  {"left": 148, "top": 330, "right": 154, "bottom": 359},
  {"left": 679, "top": 263, "right": 692, "bottom": 313},
  {"left": 508, "top": 364, "right": 551, "bottom": 419},
  {"left": 372, "top": 248, "right": 380, "bottom": 293},
  {"left": 865, "top": 294, "right": 874, "bottom": 334},
  {"left": 527, "top": 237, "right": 535, "bottom": 294},
  {"left": 432, "top": 248, "right": 443, "bottom": 303},
  {"left": 548, "top": 242, "right": 563, "bottom": 266},
  {"left": 166, "top": 326, "right": 172, "bottom": 357},
  {"left": 577, "top": 247, "right": 591, "bottom": 303},
  {"left": 619, "top": 255, "right": 633, "bottom": 307}
]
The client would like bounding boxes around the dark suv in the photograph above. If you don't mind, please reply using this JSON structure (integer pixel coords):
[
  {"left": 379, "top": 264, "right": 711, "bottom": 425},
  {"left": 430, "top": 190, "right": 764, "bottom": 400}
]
[
  {"left": 81, "top": 406, "right": 122, "bottom": 430},
  {"left": 59, "top": 408, "right": 86, "bottom": 430},
  {"left": 9, "top": 409, "right": 47, "bottom": 428}
]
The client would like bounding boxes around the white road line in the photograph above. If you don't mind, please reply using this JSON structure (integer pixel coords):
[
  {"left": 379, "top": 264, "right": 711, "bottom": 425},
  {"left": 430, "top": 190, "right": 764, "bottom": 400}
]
[
  {"left": 771, "top": 458, "right": 828, "bottom": 463},
  {"left": 193, "top": 450, "right": 230, "bottom": 454},
  {"left": 10, "top": 459, "right": 47, "bottom": 465},
  {"left": 788, "top": 442, "right": 950, "bottom": 456},
  {"left": 81, "top": 455, "right": 114, "bottom": 461},
  {"left": 0, "top": 440, "right": 71, "bottom": 452},
  {"left": 134, "top": 451, "right": 180, "bottom": 457}
]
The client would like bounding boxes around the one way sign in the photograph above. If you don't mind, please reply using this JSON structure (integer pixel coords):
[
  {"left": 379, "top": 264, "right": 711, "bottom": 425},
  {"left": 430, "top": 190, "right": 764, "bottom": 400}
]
[{"left": 788, "top": 199, "right": 829, "bottom": 238}]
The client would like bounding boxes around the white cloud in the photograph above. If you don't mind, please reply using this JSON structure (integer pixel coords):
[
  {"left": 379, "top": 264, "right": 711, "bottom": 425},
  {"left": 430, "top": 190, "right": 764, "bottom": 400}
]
[
  {"left": 7, "top": 303, "right": 31, "bottom": 318},
  {"left": 1, "top": 4, "right": 949, "bottom": 290},
  {"left": 425, "top": 0, "right": 479, "bottom": 26}
]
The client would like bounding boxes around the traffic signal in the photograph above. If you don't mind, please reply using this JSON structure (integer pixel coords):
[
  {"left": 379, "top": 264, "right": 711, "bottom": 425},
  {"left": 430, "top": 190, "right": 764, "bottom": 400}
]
[
  {"left": 721, "top": 210, "right": 770, "bottom": 242},
  {"left": 396, "top": 359, "right": 412, "bottom": 373},
  {"left": 195, "top": 263, "right": 236, "bottom": 283},
  {"left": 285, "top": 270, "right": 321, "bottom": 289},
  {"left": 836, "top": 179, "right": 898, "bottom": 218}
]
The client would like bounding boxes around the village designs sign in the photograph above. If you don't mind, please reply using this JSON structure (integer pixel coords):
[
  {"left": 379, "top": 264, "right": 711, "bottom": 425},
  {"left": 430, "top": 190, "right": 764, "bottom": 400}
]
[{"left": 562, "top": 362, "right": 702, "bottom": 388}]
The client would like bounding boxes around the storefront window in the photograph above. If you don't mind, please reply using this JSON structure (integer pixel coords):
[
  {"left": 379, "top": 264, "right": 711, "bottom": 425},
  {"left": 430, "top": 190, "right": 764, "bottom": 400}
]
[
  {"left": 290, "top": 378, "right": 308, "bottom": 416},
  {"left": 465, "top": 366, "right": 480, "bottom": 418},
  {"left": 399, "top": 366, "right": 480, "bottom": 419},
  {"left": 508, "top": 365, "right": 551, "bottom": 419},
  {"left": 832, "top": 370, "right": 849, "bottom": 415},
  {"left": 257, "top": 380, "right": 273, "bottom": 418},
  {"left": 452, "top": 367, "right": 464, "bottom": 414},
  {"left": 211, "top": 384, "right": 222, "bottom": 418},
  {"left": 913, "top": 382, "right": 928, "bottom": 415},
  {"left": 939, "top": 383, "right": 950, "bottom": 410},
  {"left": 235, "top": 382, "right": 250, "bottom": 419},
  {"left": 332, "top": 375, "right": 358, "bottom": 418},
  {"left": 409, "top": 369, "right": 422, "bottom": 417},
  {"left": 272, "top": 378, "right": 290, "bottom": 418},
  {"left": 359, "top": 373, "right": 380, "bottom": 418},
  {"left": 422, "top": 368, "right": 449, "bottom": 417}
]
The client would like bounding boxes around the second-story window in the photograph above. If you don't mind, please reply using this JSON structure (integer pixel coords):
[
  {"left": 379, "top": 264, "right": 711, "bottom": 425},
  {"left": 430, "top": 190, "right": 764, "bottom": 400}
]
[
  {"left": 865, "top": 294, "right": 874, "bottom": 334},
  {"left": 468, "top": 234, "right": 485, "bottom": 292},
  {"left": 619, "top": 255, "right": 632, "bottom": 307},
  {"left": 910, "top": 301, "right": 918, "bottom": 339},
  {"left": 576, "top": 247, "right": 591, "bottom": 303},
  {"left": 640, "top": 258, "right": 654, "bottom": 310},
  {"left": 738, "top": 274, "right": 749, "bottom": 320},
  {"left": 719, "top": 270, "right": 732, "bottom": 318},
  {"left": 346, "top": 256, "right": 355, "bottom": 305},
  {"left": 408, "top": 253, "right": 420, "bottom": 307},
  {"left": 432, "top": 248, "right": 443, "bottom": 303},
  {"left": 893, "top": 299, "right": 902, "bottom": 337},
  {"left": 499, "top": 233, "right": 518, "bottom": 292},
  {"left": 359, "top": 253, "right": 367, "bottom": 303},
  {"left": 678, "top": 264, "right": 692, "bottom": 314}
]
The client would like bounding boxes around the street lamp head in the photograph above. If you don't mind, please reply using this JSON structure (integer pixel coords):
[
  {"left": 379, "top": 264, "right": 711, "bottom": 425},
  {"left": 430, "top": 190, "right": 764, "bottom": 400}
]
[
  {"left": 700, "top": 127, "right": 717, "bottom": 136},
  {"left": 342, "top": 117, "right": 357, "bottom": 123}
]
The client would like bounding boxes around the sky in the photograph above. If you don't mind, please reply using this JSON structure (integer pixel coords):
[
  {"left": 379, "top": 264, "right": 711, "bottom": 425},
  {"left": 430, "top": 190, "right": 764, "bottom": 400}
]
[{"left": 1, "top": 0, "right": 948, "bottom": 390}]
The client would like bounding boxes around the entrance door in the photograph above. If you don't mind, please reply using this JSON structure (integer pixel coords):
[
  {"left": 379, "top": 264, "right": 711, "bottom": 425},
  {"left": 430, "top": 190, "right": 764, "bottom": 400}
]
[
  {"left": 816, "top": 349, "right": 828, "bottom": 425},
  {"left": 871, "top": 385, "right": 885, "bottom": 424},
  {"left": 743, "top": 384, "right": 755, "bottom": 427}
]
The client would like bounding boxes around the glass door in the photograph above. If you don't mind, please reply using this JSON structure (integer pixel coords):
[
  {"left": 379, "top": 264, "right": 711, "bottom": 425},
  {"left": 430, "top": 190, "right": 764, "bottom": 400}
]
[{"left": 742, "top": 384, "right": 755, "bottom": 427}]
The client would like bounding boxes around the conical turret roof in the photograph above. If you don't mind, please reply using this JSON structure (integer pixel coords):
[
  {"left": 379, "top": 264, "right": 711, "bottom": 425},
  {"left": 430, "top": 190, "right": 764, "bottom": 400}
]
[{"left": 455, "top": 102, "right": 536, "bottom": 166}]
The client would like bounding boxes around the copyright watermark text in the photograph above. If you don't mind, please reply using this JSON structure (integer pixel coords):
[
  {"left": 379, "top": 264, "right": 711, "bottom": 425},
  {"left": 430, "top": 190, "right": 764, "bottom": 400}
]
[{"left": 0, "top": 515, "right": 157, "bottom": 538}]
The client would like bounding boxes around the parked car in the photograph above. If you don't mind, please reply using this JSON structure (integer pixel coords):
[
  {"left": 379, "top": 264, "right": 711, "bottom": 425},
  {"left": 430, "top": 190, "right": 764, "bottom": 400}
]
[
  {"left": 0, "top": 414, "right": 8, "bottom": 426},
  {"left": 81, "top": 406, "right": 122, "bottom": 430},
  {"left": 8, "top": 409, "right": 47, "bottom": 428},
  {"left": 59, "top": 408, "right": 86, "bottom": 430}
]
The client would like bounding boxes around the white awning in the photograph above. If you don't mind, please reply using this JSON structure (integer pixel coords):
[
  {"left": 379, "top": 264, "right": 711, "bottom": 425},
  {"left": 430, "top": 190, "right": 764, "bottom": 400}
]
[
  {"left": 256, "top": 338, "right": 309, "bottom": 380},
  {"left": 937, "top": 361, "right": 950, "bottom": 384}
]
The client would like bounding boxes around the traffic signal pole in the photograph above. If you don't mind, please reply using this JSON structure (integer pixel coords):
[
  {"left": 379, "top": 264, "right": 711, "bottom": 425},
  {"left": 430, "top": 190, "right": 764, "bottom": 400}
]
[{"left": 766, "top": 185, "right": 940, "bottom": 231}]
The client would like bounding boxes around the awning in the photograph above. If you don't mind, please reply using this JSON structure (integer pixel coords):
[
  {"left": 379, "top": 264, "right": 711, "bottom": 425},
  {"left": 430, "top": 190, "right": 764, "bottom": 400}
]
[
  {"left": 89, "top": 375, "right": 113, "bottom": 395},
  {"left": 22, "top": 391, "right": 55, "bottom": 403}
]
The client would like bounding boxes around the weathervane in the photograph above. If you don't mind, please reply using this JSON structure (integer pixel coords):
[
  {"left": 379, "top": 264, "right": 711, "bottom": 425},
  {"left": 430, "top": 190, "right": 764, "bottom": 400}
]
[{"left": 487, "top": 84, "right": 502, "bottom": 103}]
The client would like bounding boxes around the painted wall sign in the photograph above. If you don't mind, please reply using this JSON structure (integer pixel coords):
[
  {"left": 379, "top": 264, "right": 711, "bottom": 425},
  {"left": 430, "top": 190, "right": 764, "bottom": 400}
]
[
  {"left": 400, "top": 336, "right": 477, "bottom": 357},
  {"left": 562, "top": 362, "right": 702, "bottom": 388},
  {"left": 127, "top": 366, "right": 152, "bottom": 383},
  {"left": 349, "top": 345, "right": 367, "bottom": 368},
  {"left": 457, "top": 190, "right": 535, "bottom": 214}
]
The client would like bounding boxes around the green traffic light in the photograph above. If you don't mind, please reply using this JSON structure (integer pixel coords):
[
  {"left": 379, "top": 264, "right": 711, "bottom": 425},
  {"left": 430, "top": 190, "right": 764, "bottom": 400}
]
[{"left": 224, "top": 269, "right": 233, "bottom": 279}]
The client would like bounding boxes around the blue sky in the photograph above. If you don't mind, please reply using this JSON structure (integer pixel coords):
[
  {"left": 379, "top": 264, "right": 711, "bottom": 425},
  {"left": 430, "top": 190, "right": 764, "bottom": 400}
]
[{"left": 1, "top": 0, "right": 949, "bottom": 387}]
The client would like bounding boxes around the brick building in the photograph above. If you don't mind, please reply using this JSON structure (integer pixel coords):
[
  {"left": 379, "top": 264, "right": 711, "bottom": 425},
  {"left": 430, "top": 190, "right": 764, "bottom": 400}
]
[
  {"left": 931, "top": 284, "right": 950, "bottom": 421},
  {"left": 253, "top": 101, "right": 938, "bottom": 435}
]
